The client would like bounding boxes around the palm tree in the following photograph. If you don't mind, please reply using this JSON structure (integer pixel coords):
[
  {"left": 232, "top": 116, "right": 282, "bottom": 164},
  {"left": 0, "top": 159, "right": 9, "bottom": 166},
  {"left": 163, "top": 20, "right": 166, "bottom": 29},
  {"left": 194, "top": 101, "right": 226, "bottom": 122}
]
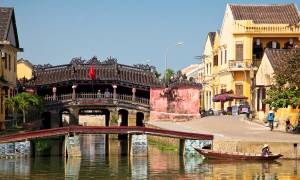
[
  {"left": 16, "top": 92, "right": 42, "bottom": 124},
  {"left": 5, "top": 96, "right": 18, "bottom": 126}
]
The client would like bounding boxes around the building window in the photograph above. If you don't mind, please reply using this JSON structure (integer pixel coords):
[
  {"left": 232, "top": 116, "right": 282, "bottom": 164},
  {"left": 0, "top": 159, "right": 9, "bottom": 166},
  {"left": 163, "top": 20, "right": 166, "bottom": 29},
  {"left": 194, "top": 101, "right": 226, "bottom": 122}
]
[
  {"left": 235, "top": 84, "right": 243, "bottom": 96},
  {"left": 235, "top": 42, "right": 243, "bottom": 61},
  {"left": 267, "top": 41, "right": 280, "bottom": 49},
  {"left": 224, "top": 50, "right": 227, "bottom": 64},
  {"left": 8, "top": 54, "right": 11, "bottom": 71},
  {"left": 213, "top": 55, "right": 218, "bottom": 66},
  {"left": 220, "top": 50, "right": 223, "bottom": 65},
  {"left": 14, "top": 56, "right": 16, "bottom": 72},
  {"left": 4, "top": 53, "right": 7, "bottom": 70},
  {"left": 206, "top": 64, "right": 209, "bottom": 75}
]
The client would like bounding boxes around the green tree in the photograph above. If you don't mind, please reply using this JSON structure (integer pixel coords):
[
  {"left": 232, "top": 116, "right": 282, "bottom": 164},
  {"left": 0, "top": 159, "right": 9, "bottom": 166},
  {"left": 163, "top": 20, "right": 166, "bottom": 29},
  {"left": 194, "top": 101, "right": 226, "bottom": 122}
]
[
  {"left": 5, "top": 92, "right": 43, "bottom": 125},
  {"left": 16, "top": 92, "right": 42, "bottom": 123},
  {"left": 5, "top": 96, "right": 18, "bottom": 126},
  {"left": 163, "top": 68, "right": 175, "bottom": 84},
  {"left": 264, "top": 52, "right": 300, "bottom": 109}
]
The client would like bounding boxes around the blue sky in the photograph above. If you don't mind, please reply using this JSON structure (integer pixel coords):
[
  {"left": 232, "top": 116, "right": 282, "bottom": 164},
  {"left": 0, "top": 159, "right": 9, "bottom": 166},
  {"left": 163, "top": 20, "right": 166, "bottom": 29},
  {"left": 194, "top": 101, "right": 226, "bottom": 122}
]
[{"left": 3, "top": 0, "right": 298, "bottom": 72}]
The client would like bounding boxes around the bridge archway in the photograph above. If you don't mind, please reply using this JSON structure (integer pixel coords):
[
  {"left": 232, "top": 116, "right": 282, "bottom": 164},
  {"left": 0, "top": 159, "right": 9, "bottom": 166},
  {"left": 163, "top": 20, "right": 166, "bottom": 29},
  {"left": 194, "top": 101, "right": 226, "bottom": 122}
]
[
  {"left": 101, "top": 109, "right": 110, "bottom": 126},
  {"left": 59, "top": 109, "right": 70, "bottom": 127},
  {"left": 118, "top": 109, "right": 128, "bottom": 126},
  {"left": 78, "top": 109, "right": 109, "bottom": 126},
  {"left": 41, "top": 112, "right": 51, "bottom": 129},
  {"left": 136, "top": 112, "right": 144, "bottom": 127}
]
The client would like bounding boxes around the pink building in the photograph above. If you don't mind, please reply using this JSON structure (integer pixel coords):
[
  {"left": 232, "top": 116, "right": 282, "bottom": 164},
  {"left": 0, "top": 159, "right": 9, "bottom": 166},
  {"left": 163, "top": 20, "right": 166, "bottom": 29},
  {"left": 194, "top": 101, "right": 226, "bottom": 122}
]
[{"left": 150, "top": 82, "right": 201, "bottom": 121}]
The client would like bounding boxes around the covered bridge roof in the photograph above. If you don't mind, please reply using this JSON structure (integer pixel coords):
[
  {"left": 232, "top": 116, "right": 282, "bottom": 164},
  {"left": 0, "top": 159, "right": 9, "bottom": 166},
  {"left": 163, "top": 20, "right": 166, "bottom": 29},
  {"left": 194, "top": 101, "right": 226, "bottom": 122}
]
[{"left": 26, "top": 57, "right": 160, "bottom": 90}]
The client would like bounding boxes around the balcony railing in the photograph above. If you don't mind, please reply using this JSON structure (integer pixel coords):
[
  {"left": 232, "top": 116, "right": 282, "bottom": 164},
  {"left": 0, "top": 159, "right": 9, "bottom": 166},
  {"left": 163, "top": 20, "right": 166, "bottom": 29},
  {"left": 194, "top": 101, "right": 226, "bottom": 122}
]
[
  {"left": 234, "top": 22, "right": 300, "bottom": 34},
  {"left": 44, "top": 93, "right": 149, "bottom": 105},
  {"left": 228, "top": 60, "right": 252, "bottom": 71}
]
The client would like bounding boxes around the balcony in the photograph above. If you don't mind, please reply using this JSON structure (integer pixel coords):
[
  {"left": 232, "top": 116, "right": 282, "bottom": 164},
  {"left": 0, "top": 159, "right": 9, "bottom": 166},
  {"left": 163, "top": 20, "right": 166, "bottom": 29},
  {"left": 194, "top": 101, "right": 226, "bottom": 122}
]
[
  {"left": 233, "top": 22, "right": 300, "bottom": 35},
  {"left": 228, "top": 60, "right": 252, "bottom": 71}
]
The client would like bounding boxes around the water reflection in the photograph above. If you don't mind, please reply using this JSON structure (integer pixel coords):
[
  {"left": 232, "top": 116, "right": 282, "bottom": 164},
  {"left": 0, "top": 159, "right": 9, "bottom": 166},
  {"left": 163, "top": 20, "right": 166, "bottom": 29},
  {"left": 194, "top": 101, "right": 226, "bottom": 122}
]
[{"left": 0, "top": 135, "right": 299, "bottom": 179}]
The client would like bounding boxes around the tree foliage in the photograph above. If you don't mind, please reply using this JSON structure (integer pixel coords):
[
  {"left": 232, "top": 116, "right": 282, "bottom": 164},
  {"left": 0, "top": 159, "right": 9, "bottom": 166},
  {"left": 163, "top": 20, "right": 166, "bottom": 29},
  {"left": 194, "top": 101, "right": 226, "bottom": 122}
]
[
  {"left": 5, "top": 92, "right": 43, "bottom": 124},
  {"left": 163, "top": 68, "right": 175, "bottom": 84},
  {"left": 264, "top": 52, "right": 300, "bottom": 109}
]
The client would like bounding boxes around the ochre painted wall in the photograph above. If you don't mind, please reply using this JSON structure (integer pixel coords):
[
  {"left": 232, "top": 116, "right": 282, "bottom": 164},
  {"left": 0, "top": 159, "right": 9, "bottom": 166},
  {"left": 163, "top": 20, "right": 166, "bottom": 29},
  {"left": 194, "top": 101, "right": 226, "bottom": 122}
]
[{"left": 17, "top": 62, "right": 32, "bottom": 79}]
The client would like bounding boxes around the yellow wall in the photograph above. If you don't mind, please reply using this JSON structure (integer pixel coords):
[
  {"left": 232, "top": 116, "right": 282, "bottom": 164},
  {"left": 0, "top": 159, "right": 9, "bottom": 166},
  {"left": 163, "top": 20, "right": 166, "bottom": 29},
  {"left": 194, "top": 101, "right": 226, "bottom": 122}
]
[
  {"left": 17, "top": 62, "right": 32, "bottom": 80},
  {"left": 0, "top": 46, "right": 18, "bottom": 129},
  {"left": 209, "top": 4, "right": 300, "bottom": 112}
]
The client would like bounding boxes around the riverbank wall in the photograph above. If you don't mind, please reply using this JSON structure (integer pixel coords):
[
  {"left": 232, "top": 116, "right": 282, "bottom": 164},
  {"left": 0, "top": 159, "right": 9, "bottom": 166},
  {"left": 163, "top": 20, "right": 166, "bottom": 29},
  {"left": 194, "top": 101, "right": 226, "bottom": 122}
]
[{"left": 213, "top": 140, "right": 299, "bottom": 159}]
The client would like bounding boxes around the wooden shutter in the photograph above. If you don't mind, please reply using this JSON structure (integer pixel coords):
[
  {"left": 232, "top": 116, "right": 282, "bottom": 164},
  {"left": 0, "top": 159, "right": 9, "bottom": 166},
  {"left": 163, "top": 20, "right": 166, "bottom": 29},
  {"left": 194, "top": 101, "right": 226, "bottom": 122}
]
[
  {"left": 262, "top": 87, "right": 266, "bottom": 111},
  {"left": 235, "top": 84, "right": 243, "bottom": 96},
  {"left": 235, "top": 44, "right": 243, "bottom": 61}
]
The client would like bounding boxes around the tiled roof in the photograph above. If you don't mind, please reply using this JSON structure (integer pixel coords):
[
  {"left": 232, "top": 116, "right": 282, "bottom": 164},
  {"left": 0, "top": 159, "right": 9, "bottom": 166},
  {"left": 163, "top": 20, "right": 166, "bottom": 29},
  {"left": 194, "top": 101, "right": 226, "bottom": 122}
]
[
  {"left": 265, "top": 48, "right": 300, "bottom": 72},
  {"left": 0, "top": 7, "right": 13, "bottom": 41},
  {"left": 229, "top": 4, "right": 300, "bottom": 24},
  {"left": 208, "top": 32, "right": 216, "bottom": 47},
  {"left": 28, "top": 63, "right": 160, "bottom": 89}
]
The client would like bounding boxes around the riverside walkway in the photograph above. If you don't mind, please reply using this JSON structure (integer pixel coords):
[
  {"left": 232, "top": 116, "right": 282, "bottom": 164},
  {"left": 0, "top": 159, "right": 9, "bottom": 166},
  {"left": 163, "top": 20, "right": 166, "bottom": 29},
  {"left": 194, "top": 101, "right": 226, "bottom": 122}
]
[
  {"left": 148, "top": 115, "right": 300, "bottom": 142},
  {"left": 148, "top": 115, "right": 300, "bottom": 159}
]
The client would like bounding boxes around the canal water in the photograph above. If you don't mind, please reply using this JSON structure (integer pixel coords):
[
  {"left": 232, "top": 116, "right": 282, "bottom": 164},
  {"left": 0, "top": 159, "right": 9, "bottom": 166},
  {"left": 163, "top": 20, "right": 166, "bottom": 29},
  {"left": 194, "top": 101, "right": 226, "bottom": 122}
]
[{"left": 0, "top": 135, "right": 299, "bottom": 179}]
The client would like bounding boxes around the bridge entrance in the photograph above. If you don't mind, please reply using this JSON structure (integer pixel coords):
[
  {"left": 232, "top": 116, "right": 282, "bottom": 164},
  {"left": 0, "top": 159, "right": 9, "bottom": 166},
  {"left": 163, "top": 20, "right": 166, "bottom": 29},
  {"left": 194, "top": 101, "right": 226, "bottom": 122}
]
[
  {"left": 136, "top": 112, "right": 144, "bottom": 127},
  {"left": 41, "top": 112, "right": 51, "bottom": 129},
  {"left": 78, "top": 109, "right": 110, "bottom": 126}
]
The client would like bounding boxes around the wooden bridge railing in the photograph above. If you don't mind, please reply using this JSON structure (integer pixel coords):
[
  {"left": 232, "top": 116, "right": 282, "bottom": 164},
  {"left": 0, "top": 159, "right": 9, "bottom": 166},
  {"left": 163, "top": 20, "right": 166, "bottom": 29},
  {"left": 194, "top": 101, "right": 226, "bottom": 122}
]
[
  {"left": 44, "top": 93, "right": 149, "bottom": 105},
  {"left": 0, "top": 126, "right": 214, "bottom": 143}
]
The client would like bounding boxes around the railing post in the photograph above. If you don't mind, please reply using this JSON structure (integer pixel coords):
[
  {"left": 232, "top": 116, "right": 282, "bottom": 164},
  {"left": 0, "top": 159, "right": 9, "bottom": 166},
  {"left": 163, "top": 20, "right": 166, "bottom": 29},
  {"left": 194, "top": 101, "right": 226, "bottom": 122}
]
[
  {"left": 52, "top": 87, "right": 57, "bottom": 100},
  {"left": 72, "top": 84, "right": 77, "bottom": 101},
  {"left": 112, "top": 85, "right": 117, "bottom": 100},
  {"left": 132, "top": 88, "right": 136, "bottom": 102}
]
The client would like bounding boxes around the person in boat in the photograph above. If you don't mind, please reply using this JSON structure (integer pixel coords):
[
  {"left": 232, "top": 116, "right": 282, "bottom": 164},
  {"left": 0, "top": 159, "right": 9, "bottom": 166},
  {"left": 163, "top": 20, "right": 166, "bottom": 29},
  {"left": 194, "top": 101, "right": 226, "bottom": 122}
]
[{"left": 262, "top": 144, "right": 272, "bottom": 157}]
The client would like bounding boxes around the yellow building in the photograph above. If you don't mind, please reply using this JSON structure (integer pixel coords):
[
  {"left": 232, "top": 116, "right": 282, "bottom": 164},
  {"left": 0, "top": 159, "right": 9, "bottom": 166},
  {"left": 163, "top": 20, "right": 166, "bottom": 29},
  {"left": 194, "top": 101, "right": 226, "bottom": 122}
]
[
  {"left": 0, "top": 7, "right": 23, "bottom": 129},
  {"left": 203, "top": 3, "right": 300, "bottom": 114},
  {"left": 17, "top": 58, "right": 33, "bottom": 80},
  {"left": 255, "top": 48, "right": 300, "bottom": 128}
]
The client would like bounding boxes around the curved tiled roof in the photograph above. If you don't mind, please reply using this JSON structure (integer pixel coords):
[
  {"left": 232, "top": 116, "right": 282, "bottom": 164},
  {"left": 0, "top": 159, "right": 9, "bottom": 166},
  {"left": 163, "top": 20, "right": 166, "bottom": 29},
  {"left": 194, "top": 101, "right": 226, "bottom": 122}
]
[
  {"left": 264, "top": 48, "right": 300, "bottom": 72},
  {"left": 28, "top": 63, "right": 160, "bottom": 89},
  {"left": 229, "top": 3, "right": 300, "bottom": 24}
]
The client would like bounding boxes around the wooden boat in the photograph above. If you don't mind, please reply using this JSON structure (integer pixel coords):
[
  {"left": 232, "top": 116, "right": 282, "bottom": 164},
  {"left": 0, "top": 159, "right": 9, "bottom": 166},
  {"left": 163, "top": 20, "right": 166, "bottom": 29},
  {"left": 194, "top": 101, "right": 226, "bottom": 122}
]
[{"left": 194, "top": 148, "right": 283, "bottom": 161}]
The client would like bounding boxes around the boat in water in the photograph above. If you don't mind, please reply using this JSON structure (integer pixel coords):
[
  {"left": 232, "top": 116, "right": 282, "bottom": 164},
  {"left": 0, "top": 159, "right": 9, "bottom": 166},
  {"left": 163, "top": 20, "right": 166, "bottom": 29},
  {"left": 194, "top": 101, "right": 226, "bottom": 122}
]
[{"left": 194, "top": 148, "right": 283, "bottom": 161}]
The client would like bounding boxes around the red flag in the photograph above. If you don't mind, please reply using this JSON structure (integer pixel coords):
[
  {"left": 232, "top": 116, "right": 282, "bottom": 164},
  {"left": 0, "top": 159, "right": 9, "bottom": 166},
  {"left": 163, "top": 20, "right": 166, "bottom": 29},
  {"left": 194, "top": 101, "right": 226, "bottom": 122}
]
[{"left": 89, "top": 66, "right": 95, "bottom": 80}]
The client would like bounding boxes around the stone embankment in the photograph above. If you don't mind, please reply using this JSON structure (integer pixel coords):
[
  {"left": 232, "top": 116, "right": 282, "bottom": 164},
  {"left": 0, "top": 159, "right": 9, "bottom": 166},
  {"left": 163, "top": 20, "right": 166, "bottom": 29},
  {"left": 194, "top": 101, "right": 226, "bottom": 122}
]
[{"left": 148, "top": 115, "right": 300, "bottom": 159}]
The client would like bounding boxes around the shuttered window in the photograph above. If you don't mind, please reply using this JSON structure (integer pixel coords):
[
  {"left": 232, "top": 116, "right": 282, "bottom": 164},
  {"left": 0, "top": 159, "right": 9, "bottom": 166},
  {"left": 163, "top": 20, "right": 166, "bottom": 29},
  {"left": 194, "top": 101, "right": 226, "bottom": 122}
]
[
  {"left": 235, "top": 84, "right": 243, "bottom": 96},
  {"left": 235, "top": 43, "right": 243, "bottom": 61}
]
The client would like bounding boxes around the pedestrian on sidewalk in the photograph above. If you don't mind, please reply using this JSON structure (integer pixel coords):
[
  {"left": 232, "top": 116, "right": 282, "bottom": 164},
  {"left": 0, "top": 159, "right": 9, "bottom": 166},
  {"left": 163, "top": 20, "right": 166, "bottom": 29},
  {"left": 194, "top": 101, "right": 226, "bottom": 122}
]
[{"left": 267, "top": 108, "right": 275, "bottom": 131}]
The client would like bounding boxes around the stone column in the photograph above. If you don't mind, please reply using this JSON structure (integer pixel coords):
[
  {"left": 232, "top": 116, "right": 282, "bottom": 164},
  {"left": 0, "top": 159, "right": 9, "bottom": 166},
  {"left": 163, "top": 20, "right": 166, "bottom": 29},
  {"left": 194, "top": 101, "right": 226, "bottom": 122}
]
[
  {"left": 52, "top": 87, "right": 57, "bottom": 100},
  {"left": 132, "top": 87, "right": 136, "bottom": 102},
  {"left": 112, "top": 84, "right": 117, "bottom": 100},
  {"left": 72, "top": 84, "right": 77, "bottom": 101}
]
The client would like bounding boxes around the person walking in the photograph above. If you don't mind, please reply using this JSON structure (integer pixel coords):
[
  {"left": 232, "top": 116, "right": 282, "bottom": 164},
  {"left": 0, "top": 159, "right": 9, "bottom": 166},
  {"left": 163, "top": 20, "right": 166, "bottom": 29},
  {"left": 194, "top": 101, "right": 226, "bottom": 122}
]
[{"left": 267, "top": 109, "right": 275, "bottom": 131}]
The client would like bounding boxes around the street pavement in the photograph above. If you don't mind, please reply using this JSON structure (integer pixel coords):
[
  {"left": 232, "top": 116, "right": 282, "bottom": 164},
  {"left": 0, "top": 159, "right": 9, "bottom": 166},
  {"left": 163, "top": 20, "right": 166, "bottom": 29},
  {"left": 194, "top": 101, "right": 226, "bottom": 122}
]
[{"left": 148, "top": 115, "right": 300, "bottom": 143}]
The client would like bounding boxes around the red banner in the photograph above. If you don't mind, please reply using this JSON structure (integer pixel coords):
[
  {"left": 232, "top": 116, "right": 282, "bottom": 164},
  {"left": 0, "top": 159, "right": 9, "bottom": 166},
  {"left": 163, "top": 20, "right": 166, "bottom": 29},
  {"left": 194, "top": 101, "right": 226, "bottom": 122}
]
[{"left": 89, "top": 66, "right": 95, "bottom": 80}]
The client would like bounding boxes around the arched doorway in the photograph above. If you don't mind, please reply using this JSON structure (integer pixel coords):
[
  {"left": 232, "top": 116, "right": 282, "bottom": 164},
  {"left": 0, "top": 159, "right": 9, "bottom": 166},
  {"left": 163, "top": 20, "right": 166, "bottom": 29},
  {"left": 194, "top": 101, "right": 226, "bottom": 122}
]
[
  {"left": 41, "top": 112, "right": 51, "bottom": 129},
  {"left": 136, "top": 112, "right": 144, "bottom": 127},
  {"left": 59, "top": 109, "right": 70, "bottom": 127},
  {"left": 101, "top": 109, "right": 110, "bottom": 126},
  {"left": 118, "top": 109, "right": 128, "bottom": 140},
  {"left": 118, "top": 109, "right": 128, "bottom": 126},
  {"left": 78, "top": 109, "right": 107, "bottom": 126}
]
